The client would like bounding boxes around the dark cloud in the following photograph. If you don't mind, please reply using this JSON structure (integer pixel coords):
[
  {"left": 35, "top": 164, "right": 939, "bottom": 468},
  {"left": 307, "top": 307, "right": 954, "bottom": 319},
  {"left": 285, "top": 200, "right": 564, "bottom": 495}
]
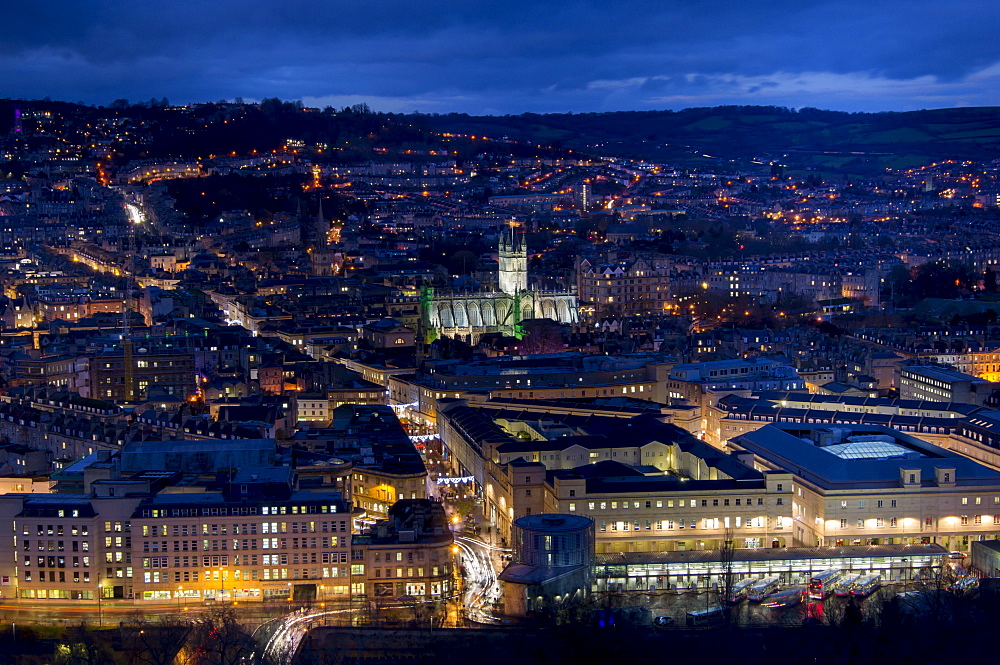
[{"left": 0, "top": 0, "right": 998, "bottom": 113}]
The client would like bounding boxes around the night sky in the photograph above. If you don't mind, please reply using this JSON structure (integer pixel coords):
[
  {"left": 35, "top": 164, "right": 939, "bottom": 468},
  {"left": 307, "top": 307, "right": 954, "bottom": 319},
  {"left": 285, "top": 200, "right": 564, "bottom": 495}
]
[{"left": 5, "top": 0, "right": 1000, "bottom": 114}]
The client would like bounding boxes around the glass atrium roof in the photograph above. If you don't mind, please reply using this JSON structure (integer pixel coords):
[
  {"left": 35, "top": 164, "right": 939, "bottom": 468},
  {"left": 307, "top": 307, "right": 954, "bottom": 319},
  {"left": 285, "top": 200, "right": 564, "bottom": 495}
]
[{"left": 823, "top": 440, "right": 921, "bottom": 460}]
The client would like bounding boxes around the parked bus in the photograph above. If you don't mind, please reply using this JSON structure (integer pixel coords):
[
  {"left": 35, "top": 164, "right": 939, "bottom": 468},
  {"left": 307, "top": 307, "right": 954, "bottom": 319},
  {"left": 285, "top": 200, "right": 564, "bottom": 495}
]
[
  {"left": 762, "top": 585, "right": 804, "bottom": 608},
  {"left": 725, "top": 578, "right": 757, "bottom": 604},
  {"left": 808, "top": 569, "right": 843, "bottom": 599},
  {"left": 948, "top": 575, "right": 979, "bottom": 593},
  {"left": 850, "top": 573, "right": 882, "bottom": 597},
  {"left": 747, "top": 577, "right": 781, "bottom": 602},
  {"left": 833, "top": 574, "right": 860, "bottom": 597},
  {"left": 686, "top": 606, "right": 726, "bottom": 626}
]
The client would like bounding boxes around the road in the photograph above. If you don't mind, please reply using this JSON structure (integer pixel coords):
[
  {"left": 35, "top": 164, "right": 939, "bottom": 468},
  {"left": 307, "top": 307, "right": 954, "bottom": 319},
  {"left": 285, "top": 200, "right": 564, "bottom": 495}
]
[
  {"left": 254, "top": 608, "right": 355, "bottom": 665},
  {"left": 454, "top": 536, "right": 506, "bottom": 624}
]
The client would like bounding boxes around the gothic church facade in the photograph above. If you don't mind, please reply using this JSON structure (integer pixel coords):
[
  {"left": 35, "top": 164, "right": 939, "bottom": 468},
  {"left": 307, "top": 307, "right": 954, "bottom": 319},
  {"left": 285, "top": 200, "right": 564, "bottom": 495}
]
[{"left": 424, "top": 228, "right": 577, "bottom": 343}]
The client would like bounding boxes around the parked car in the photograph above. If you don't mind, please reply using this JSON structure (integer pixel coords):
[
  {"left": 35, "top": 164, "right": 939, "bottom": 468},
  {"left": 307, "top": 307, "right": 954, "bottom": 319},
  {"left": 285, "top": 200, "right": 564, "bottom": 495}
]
[{"left": 652, "top": 615, "right": 675, "bottom": 627}]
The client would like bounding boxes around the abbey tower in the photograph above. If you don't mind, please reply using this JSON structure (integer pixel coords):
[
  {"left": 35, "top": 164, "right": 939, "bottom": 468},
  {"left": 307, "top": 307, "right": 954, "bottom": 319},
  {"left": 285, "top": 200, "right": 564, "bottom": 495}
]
[{"left": 498, "top": 225, "right": 528, "bottom": 296}]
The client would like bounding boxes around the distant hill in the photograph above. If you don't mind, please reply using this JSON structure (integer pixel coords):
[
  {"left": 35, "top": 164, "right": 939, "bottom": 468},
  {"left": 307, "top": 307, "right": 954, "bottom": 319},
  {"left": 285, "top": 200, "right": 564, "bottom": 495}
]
[{"left": 425, "top": 106, "right": 1000, "bottom": 175}]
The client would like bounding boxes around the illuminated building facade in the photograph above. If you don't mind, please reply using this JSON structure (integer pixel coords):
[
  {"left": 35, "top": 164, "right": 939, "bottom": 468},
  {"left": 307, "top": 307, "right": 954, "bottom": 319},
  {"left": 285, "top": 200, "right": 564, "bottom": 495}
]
[{"left": 424, "top": 227, "right": 577, "bottom": 343}]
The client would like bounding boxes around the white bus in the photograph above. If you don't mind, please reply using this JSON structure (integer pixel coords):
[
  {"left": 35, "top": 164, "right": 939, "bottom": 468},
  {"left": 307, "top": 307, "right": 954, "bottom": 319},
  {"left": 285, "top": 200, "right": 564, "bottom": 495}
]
[
  {"left": 808, "top": 568, "right": 843, "bottom": 600},
  {"left": 762, "top": 585, "right": 804, "bottom": 608},
  {"left": 686, "top": 606, "right": 726, "bottom": 626},
  {"left": 725, "top": 578, "right": 757, "bottom": 604},
  {"left": 833, "top": 574, "right": 860, "bottom": 597},
  {"left": 948, "top": 575, "right": 979, "bottom": 593},
  {"left": 747, "top": 577, "right": 780, "bottom": 602},
  {"left": 850, "top": 573, "right": 881, "bottom": 597}
]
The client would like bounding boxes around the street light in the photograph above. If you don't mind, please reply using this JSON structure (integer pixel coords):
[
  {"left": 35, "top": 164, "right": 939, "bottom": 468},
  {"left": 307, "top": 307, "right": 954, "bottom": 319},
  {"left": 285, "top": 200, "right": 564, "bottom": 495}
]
[{"left": 96, "top": 573, "right": 103, "bottom": 627}]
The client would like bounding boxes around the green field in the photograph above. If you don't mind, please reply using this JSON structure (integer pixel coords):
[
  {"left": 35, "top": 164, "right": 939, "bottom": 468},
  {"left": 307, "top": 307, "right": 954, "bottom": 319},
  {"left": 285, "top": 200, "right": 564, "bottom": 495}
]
[{"left": 428, "top": 105, "right": 1000, "bottom": 174}]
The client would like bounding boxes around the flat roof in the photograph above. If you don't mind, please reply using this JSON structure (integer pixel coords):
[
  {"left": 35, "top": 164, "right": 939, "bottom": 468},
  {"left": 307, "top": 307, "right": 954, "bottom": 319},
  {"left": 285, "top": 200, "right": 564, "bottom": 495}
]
[
  {"left": 735, "top": 423, "right": 1000, "bottom": 489},
  {"left": 903, "top": 365, "right": 988, "bottom": 384},
  {"left": 514, "top": 513, "right": 592, "bottom": 532},
  {"left": 595, "top": 543, "right": 949, "bottom": 566}
]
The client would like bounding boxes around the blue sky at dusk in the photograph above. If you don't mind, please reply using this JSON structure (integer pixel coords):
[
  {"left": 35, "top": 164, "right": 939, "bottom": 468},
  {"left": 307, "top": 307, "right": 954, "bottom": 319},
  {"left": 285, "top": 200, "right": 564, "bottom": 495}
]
[{"left": 4, "top": 0, "right": 999, "bottom": 114}]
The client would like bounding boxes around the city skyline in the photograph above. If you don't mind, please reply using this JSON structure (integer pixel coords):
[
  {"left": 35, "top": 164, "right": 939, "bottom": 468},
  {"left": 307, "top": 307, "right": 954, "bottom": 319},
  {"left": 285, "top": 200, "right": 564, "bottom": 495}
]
[
  {"left": 3, "top": 0, "right": 1000, "bottom": 115},
  {"left": 2, "top": 29, "right": 1000, "bottom": 645}
]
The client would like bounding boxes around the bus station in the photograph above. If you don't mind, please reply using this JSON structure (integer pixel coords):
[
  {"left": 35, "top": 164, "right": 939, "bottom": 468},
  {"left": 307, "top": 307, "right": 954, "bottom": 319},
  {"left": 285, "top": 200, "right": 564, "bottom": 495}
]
[{"left": 594, "top": 543, "right": 948, "bottom": 592}]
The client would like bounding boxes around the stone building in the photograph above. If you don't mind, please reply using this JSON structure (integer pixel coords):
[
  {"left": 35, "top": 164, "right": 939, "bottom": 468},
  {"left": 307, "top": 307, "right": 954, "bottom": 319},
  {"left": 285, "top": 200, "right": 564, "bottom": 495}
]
[{"left": 424, "top": 226, "right": 577, "bottom": 343}]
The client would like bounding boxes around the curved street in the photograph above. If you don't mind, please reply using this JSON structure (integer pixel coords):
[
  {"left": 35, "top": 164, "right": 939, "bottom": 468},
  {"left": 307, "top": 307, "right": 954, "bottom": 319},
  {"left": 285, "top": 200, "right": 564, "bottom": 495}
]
[{"left": 454, "top": 535, "right": 505, "bottom": 624}]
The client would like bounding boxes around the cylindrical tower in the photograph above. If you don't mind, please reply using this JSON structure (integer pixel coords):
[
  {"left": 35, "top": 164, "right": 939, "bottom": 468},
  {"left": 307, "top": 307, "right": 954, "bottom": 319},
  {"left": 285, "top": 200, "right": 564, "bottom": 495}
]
[{"left": 512, "top": 513, "right": 594, "bottom": 569}]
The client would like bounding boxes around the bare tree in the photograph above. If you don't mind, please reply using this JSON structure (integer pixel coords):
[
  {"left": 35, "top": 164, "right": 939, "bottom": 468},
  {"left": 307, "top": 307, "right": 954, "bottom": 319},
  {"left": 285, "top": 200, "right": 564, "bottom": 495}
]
[
  {"left": 54, "top": 622, "right": 116, "bottom": 665},
  {"left": 120, "top": 613, "right": 193, "bottom": 665},
  {"left": 716, "top": 527, "right": 736, "bottom": 627},
  {"left": 183, "top": 606, "right": 254, "bottom": 665}
]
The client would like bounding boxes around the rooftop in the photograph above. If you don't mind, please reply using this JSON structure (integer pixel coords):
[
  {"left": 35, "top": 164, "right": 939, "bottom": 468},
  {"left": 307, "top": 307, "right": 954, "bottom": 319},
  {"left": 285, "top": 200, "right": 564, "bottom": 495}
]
[{"left": 735, "top": 423, "right": 1000, "bottom": 489}]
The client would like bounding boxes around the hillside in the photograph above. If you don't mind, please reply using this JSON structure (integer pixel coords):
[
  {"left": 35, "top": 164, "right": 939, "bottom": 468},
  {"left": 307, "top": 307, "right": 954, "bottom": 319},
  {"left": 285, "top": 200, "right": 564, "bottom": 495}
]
[{"left": 426, "top": 106, "right": 1000, "bottom": 175}]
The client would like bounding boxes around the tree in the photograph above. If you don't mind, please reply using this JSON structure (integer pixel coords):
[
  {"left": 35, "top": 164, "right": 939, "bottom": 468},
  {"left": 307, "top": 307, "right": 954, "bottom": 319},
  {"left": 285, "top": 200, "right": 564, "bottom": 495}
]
[
  {"left": 517, "top": 319, "right": 566, "bottom": 355},
  {"left": 715, "top": 527, "right": 736, "bottom": 628},
  {"left": 447, "top": 250, "right": 477, "bottom": 275},
  {"left": 183, "top": 606, "right": 254, "bottom": 665},
  {"left": 884, "top": 260, "right": 978, "bottom": 307},
  {"left": 121, "top": 614, "right": 193, "bottom": 665},
  {"left": 985, "top": 266, "right": 997, "bottom": 293},
  {"left": 55, "top": 623, "right": 116, "bottom": 665}
]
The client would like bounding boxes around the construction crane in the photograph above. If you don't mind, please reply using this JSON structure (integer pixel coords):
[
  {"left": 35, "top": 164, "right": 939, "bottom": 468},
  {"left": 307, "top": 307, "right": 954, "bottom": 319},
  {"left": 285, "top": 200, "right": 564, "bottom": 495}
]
[{"left": 121, "top": 203, "right": 141, "bottom": 403}]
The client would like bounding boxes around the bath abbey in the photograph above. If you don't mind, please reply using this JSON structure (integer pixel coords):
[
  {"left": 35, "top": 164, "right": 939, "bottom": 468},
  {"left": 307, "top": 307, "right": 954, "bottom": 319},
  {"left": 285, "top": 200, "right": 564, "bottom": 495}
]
[{"left": 423, "top": 227, "right": 578, "bottom": 343}]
